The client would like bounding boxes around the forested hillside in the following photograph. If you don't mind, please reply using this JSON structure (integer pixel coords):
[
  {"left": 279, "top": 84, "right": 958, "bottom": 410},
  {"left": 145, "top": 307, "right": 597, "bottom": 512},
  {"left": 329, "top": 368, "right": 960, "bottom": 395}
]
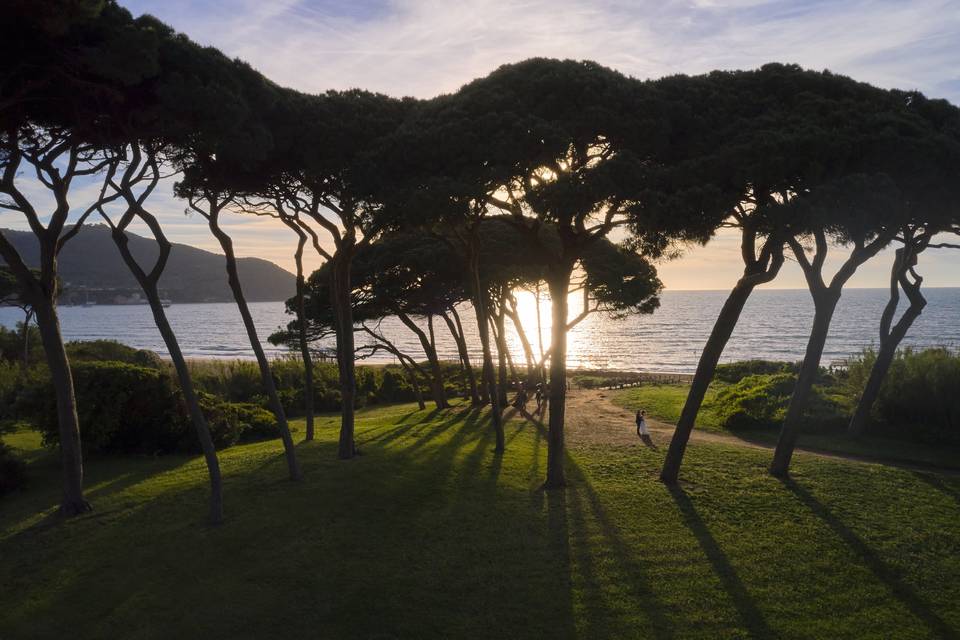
[{"left": 0, "top": 225, "right": 295, "bottom": 303}]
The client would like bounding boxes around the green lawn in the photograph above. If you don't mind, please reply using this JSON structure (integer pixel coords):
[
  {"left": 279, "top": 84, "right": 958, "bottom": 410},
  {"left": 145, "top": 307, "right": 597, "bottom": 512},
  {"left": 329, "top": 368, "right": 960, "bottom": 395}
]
[
  {"left": 2, "top": 401, "right": 960, "bottom": 639},
  {"left": 614, "top": 383, "right": 960, "bottom": 470},
  {"left": 612, "top": 383, "right": 725, "bottom": 431}
]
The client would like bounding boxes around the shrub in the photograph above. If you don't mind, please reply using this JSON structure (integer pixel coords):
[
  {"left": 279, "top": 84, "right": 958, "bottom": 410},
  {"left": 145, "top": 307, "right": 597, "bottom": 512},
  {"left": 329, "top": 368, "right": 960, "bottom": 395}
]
[
  {"left": 232, "top": 402, "right": 279, "bottom": 441},
  {"left": 188, "top": 360, "right": 264, "bottom": 403},
  {"left": 27, "top": 361, "right": 189, "bottom": 454},
  {"left": 714, "top": 360, "right": 797, "bottom": 384},
  {"left": 0, "top": 360, "right": 22, "bottom": 424},
  {"left": 195, "top": 392, "right": 279, "bottom": 445},
  {"left": 0, "top": 441, "right": 27, "bottom": 496},
  {"left": 714, "top": 373, "right": 795, "bottom": 430},
  {"left": 0, "top": 322, "right": 42, "bottom": 365},
  {"left": 712, "top": 372, "right": 846, "bottom": 433},
  {"left": 377, "top": 369, "right": 417, "bottom": 404},
  {"left": 65, "top": 340, "right": 163, "bottom": 369},
  {"left": 850, "top": 347, "right": 960, "bottom": 444},
  {"left": 194, "top": 393, "right": 244, "bottom": 450}
]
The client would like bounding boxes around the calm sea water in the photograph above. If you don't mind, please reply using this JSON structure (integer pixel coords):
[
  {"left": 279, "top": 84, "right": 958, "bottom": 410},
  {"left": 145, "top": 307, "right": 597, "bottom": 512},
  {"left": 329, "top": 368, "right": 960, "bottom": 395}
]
[{"left": 1, "top": 288, "right": 958, "bottom": 373}]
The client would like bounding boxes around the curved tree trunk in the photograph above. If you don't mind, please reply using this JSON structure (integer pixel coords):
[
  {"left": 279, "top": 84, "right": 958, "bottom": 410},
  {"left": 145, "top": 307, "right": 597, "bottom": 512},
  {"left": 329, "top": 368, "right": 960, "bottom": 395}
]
[
  {"left": 544, "top": 263, "right": 574, "bottom": 489},
  {"left": 20, "top": 308, "right": 33, "bottom": 373},
  {"left": 848, "top": 246, "right": 927, "bottom": 436},
  {"left": 505, "top": 300, "right": 536, "bottom": 381},
  {"left": 329, "top": 255, "right": 358, "bottom": 458},
  {"left": 396, "top": 311, "right": 449, "bottom": 409},
  {"left": 33, "top": 297, "right": 90, "bottom": 515},
  {"left": 770, "top": 230, "right": 893, "bottom": 476},
  {"left": 108, "top": 216, "right": 225, "bottom": 524},
  {"left": 491, "top": 307, "right": 510, "bottom": 405},
  {"left": 148, "top": 284, "right": 224, "bottom": 523},
  {"left": 535, "top": 283, "right": 547, "bottom": 382},
  {"left": 400, "top": 359, "right": 427, "bottom": 411},
  {"left": 209, "top": 218, "right": 302, "bottom": 480},
  {"left": 470, "top": 249, "right": 504, "bottom": 451},
  {"left": 441, "top": 308, "right": 480, "bottom": 405},
  {"left": 293, "top": 239, "right": 315, "bottom": 441},
  {"left": 769, "top": 290, "right": 840, "bottom": 477},
  {"left": 660, "top": 245, "right": 784, "bottom": 484}
]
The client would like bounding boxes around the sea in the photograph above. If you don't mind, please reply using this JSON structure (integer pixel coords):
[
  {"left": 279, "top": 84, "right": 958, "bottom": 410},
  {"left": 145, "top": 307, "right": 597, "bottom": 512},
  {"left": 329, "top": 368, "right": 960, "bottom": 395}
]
[{"left": 1, "top": 288, "right": 958, "bottom": 374}]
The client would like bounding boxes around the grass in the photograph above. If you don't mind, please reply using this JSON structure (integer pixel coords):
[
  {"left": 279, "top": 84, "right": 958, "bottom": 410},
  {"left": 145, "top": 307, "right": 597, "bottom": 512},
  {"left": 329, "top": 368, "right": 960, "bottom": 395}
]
[
  {"left": 612, "top": 383, "right": 725, "bottom": 432},
  {"left": 614, "top": 383, "right": 960, "bottom": 470},
  {"left": 2, "top": 401, "right": 960, "bottom": 639}
]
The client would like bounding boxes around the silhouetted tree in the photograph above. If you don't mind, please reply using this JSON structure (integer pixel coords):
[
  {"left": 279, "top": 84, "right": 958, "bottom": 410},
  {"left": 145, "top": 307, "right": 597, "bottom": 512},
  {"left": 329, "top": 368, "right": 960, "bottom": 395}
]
[
  {"left": 169, "top": 49, "right": 303, "bottom": 481},
  {"left": 843, "top": 95, "right": 960, "bottom": 436},
  {"left": 770, "top": 89, "right": 960, "bottom": 476},
  {"left": 253, "top": 90, "right": 413, "bottom": 459},
  {"left": 659, "top": 65, "right": 901, "bottom": 483},
  {"left": 0, "top": 265, "right": 37, "bottom": 371}
]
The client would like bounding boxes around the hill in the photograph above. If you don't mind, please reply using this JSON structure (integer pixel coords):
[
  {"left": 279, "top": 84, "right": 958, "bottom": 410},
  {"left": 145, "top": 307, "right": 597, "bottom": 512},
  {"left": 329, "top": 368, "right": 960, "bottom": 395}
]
[{"left": 0, "top": 226, "right": 295, "bottom": 303}]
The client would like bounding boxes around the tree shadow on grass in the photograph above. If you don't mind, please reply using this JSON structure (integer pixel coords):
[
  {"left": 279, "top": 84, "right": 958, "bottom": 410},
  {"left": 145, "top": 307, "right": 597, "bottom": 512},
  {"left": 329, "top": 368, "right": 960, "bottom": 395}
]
[
  {"left": 666, "top": 485, "right": 774, "bottom": 639},
  {"left": 544, "top": 489, "right": 576, "bottom": 640},
  {"left": 358, "top": 405, "right": 463, "bottom": 450},
  {"left": 555, "top": 459, "right": 675, "bottom": 639},
  {"left": 782, "top": 477, "right": 958, "bottom": 640},
  {"left": 912, "top": 470, "right": 960, "bottom": 507},
  {"left": 1, "top": 452, "right": 196, "bottom": 538}
]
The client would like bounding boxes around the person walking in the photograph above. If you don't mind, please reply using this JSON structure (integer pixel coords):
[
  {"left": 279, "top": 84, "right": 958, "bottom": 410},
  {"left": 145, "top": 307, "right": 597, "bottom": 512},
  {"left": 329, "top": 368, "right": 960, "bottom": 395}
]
[
  {"left": 636, "top": 410, "right": 655, "bottom": 448},
  {"left": 512, "top": 382, "right": 529, "bottom": 416}
]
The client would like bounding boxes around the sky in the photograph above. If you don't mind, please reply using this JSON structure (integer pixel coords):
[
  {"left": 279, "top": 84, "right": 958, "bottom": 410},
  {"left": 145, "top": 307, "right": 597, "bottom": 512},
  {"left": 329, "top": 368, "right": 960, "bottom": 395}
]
[{"left": 7, "top": 0, "right": 960, "bottom": 290}]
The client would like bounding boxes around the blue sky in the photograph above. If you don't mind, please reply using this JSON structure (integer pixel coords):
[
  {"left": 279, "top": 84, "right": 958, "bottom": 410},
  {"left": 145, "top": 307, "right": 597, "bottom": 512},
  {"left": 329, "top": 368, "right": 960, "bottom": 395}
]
[{"left": 8, "top": 0, "right": 960, "bottom": 289}]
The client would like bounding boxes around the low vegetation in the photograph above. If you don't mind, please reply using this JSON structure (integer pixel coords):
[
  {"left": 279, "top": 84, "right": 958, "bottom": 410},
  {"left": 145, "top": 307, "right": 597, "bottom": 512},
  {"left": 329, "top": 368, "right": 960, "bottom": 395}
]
[
  {"left": 2, "top": 401, "right": 959, "bottom": 638},
  {"left": 615, "top": 351, "right": 960, "bottom": 469}
]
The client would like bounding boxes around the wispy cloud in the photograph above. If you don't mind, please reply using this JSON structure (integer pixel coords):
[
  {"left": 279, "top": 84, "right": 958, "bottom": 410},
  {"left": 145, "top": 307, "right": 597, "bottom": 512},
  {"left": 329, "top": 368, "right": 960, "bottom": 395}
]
[
  {"left": 6, "top": 0, "right": 958, "bottom": 289},
  {"left": 124, "top": 0, "right": 960, "bottom": 102}
]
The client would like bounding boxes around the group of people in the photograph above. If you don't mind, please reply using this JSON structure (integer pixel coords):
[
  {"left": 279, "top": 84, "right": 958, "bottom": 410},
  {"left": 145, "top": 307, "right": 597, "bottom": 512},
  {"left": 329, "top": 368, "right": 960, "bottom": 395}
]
[
  {"left": 511, "top": 381, "right": 547, "bottom": 418},
  {"left": 509, "top": 379, "right": 656, "bottom": 449}
]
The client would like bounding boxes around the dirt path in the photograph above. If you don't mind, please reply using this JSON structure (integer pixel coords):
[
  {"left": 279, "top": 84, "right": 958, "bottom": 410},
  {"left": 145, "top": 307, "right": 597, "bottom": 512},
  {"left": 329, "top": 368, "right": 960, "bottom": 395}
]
[{"left": 561, "top": 388, "right": 960, "bottom": 476}]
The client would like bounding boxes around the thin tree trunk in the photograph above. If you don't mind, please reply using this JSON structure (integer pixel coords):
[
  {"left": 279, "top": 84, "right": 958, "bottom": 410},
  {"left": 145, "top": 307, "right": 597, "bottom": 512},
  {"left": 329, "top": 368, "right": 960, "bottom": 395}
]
[
  {"left": 470, "top": 248, "right": 504, "bottom": 451},
  {"left": 660, "top": 246, "right": 784, "bottom": 484},
  {"left": 428, "top": 315, "right": 450, "bottom": 408},
  {"left": 769, "top": 290, "right": 840, "bottom": 476},
  {"left": 293, "top": 236, "right": 315, "bottom": 441},
  {"left": 20, "top": 307, "right": 33, "bottom": 373},
  {"left": 770, "top": 231, "right": 893, "bottom": 476},
  {"left": 209, "top": 217, "right": 302, "bottom": 479},
  {"left": 331, "top": 254, "right": 358, "bottom": 459},
  {"left": 544, "top": 264, "right": 574, "bottom": 489},
  {"left": 149, "top": 283, "right": 224, "bottom": 523},
  {"left": 491, "top": 308, "right": 509, "bottom": 406},
  {"left": 848, "top": 247, "right": 926, "bottom": 436},
  {"left": 442, "top": 308, "right": 480, "bottom": 405},
  {"left": 33, "top": 297, "right": 90, "bottom": 515},
  {"left": 506, "top": 297, "right": 536, "bottom": 380},
  {"left": 396, "top": 311, "right": 449, "bottom": 409},
  {"left": 108, "top": 218, "right": 224, "bottom": 523},
  {"left": 400, "top": 359, "right": 427, "bottom": 410},
  {"left": 535, "top": 283, "right": 546, "bottom": 381}
]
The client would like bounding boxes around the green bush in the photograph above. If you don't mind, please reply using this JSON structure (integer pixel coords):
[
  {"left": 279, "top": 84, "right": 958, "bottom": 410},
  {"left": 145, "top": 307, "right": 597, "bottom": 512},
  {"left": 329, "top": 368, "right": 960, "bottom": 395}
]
[
  {"left": 232, "top": 402, "right": 279, "bottom": 441},
  {"left": 0, "top": 322, "right": 42, "bottom": 365},
  {"left": 377, "top": 369, "right": 417, "bottom": 404},
  {"left": 848, "top": 347, "right": 960, "bottom": 444},
  {"left": 714, "top": 373, "right": 795, "bottom": 430},
  {"left": 27, "top": 361, "right": 189, "bottom": 454},
  {"left": 0, "top": 441, "right": 27, "bottom": 496},
  {"left": 0, "top": 360, "right": 22, "bottom": 424},
  {"left": 65, "top": 340, "right": 163, "bottom": 369},
  {"left": 714, "top": 360, "right": 797, "bottom": 384},
  {"left": 713, "top": 372, "right": 846, "bottom": 432}
]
